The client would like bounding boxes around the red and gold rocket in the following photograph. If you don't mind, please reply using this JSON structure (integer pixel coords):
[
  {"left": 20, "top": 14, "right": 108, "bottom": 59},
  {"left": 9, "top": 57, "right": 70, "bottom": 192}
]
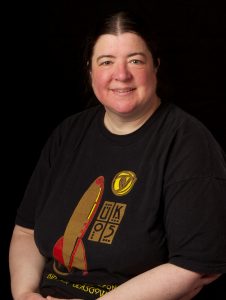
[{"left": 53, "top": 176, "right": 104, "bottom": 275}]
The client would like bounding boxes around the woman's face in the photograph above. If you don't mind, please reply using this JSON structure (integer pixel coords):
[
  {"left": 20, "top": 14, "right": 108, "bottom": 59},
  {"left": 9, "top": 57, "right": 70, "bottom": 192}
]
[{"left": 90, "top": 32, "right": 159, "bottom": 118}]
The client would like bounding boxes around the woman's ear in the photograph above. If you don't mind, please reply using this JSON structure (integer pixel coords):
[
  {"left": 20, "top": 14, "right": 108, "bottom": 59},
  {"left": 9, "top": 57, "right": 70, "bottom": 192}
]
[
  {"left": 89, "top": 69, "right": 94, "bottom": 89},
  {"left": 157, "top": 58, "right": 160, "bottom": 67},
  {"left": 155, "top": 58, "right": 160, "bottom": 72},
  {"left": 89, "top": 69, "right": 92, "bottom": 83}
]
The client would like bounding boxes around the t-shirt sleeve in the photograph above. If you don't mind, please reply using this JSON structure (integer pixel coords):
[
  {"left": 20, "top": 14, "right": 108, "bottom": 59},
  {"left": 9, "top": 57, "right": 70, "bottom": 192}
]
[
  {"left": 165, "top": 177, "right": 226, "bottom": 273},
  {"left": 15, "top": 118, "right": 71, "bottom": 229},
  {"left": 163, "top": 118, "right": 226, "bottom": 273}
]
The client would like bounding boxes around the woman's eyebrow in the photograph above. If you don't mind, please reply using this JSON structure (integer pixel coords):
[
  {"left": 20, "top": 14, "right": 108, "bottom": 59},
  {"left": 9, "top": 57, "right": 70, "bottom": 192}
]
[
  {"left": 127, "top": 52, "right": 146, "bottom": 58},
  {"left": 96, "top": 55, "right": 115, "bottom": 63},
  {"left": 96, "top": 52, "right": 146, "bottom": 62}
]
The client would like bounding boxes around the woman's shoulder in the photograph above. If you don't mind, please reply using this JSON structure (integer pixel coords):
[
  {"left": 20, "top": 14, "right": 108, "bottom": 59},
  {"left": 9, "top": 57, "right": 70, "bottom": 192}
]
[
  {"left": 50, "top": 104, "right": 102, "bottom": 139},
  {"left": 42, "top": 104, "right": 103, "bottom": 155},
  {"left": 163, "top": 102, "right": 221, "bottom": 145},
  {"left": 163, "top": 102, "right": 226, "bottom": 181},
  {"left": 164, "top": 102, "right": 207, "bottom": 131},
  {"left": 60, "top": 104, "right": 102, "bottom": 129}
]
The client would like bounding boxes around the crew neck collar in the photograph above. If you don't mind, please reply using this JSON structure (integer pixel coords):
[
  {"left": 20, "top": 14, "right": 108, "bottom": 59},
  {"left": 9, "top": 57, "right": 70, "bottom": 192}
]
[{"left": 97, "top": 101, "right": 171, "bottom": 146}]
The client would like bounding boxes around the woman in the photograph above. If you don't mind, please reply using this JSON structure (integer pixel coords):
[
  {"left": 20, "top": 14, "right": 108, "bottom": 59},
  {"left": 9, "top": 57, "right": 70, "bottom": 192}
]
[{"left": 9, "top": 11, "right": 226, "bottom": 300}]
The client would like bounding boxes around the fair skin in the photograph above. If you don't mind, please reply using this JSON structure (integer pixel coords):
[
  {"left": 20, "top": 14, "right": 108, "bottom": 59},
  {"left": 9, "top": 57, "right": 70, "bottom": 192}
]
[
  {"left": 9, "top": 33, "right": 221, "bottom": 300},
  {"left": 9, "top": 225, "right": 46, "bottom": 300},
  {"left": 9, "top": 225, "right": 83, "bottom": 300},
  {"left": 90, "top": 32, "right": 161, "bottom": 134},
  {"left": 9, "top": 226, "right": 220, "bottom": 300}
]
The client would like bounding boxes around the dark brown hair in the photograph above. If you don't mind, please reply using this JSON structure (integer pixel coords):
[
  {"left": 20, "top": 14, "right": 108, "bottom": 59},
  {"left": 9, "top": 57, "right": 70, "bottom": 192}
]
[{"left": 84, "top": 11, "right": 159, "bottom": 70}]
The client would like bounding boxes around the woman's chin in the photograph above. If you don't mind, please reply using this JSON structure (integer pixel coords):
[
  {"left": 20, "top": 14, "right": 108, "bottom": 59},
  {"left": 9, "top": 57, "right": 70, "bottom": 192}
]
[{"left": 107, "top": 104, "right": 137, "bottom": 116}]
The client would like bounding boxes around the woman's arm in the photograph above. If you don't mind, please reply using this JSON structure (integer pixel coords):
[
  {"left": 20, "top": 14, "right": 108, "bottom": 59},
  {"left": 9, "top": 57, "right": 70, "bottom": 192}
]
[
  {"left": 45, "top": 264, "right": 220, "bottom": 300},
  {"left": 9, "top": 226, "right": 220, "bottom": 300},
  {"left": 9, "top": 225, "right": 46, "bottom": 300},
  {"left": 44, "top": 264, "right": 220, "bottom": 300},
  {"left": 97, "top": 263, "right": 220, "bottom": 300}
]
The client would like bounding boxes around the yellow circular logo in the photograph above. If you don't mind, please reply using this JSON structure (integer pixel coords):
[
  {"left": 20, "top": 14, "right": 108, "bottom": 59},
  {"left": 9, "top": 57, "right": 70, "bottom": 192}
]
[{"left": 112, "top": 171, "right": 137, "bottom": 196}]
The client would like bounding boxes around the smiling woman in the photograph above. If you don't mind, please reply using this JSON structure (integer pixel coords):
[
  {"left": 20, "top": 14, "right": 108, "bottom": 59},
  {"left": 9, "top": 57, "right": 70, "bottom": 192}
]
[
  {"left": 90, "top": 32, "right": 160, "bottom": 133},
  {"left": 9, "top": 10, "right": 226, "bottom": 300}
]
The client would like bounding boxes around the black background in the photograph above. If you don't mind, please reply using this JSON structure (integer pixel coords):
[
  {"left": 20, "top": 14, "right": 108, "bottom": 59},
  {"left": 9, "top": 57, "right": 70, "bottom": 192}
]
[{"left": 4, "top": 0, "right": 226, "bottom": 299}]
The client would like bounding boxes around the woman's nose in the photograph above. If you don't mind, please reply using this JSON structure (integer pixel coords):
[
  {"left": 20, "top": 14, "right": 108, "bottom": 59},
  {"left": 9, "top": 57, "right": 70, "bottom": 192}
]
[{"left": 113, "top": 62, "right": 132, "bottom": 81}]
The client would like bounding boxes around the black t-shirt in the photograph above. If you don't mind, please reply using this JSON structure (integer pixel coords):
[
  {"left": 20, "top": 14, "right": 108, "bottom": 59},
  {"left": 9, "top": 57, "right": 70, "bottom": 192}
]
[{"left": 16, "top": 102, "right": 226, "bottom": 299}]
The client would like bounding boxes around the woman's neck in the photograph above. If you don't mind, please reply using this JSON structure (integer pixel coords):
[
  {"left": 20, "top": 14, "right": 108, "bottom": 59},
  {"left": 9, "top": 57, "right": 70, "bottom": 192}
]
[{"left": 104, "top": 97, "right": 161, "bottom": 135}]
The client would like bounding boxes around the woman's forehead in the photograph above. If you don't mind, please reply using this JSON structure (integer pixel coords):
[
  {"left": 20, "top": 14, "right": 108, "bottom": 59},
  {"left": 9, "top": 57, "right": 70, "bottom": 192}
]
[{"left": 93, "top": 33, "right": 149, "bottom": 55}]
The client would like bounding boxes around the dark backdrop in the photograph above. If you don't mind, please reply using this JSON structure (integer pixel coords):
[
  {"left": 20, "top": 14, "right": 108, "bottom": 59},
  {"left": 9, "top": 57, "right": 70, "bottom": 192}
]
[{"left": 4, "top": 0, "right": 225, "bottom": 299}]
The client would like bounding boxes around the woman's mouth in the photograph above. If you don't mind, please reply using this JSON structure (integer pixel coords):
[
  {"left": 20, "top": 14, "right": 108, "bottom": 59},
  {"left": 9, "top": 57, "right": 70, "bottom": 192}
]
[{"left": 111, "top": 88, "right": 136, "bottom": 95}]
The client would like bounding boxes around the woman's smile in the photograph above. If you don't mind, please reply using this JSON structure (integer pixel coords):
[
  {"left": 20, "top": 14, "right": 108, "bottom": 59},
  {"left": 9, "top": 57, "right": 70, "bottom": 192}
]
[{"left": 110, "top": 87, "right": 136, "bottom": 95}]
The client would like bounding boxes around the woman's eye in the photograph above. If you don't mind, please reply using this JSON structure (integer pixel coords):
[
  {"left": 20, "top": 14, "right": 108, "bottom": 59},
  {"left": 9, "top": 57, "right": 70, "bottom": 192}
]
[
  {"left": 130, "top": 59, "right": 143, "bottom": 64},
  {"left": 100, "top": 61, "right": 112, "bottom": 66}
]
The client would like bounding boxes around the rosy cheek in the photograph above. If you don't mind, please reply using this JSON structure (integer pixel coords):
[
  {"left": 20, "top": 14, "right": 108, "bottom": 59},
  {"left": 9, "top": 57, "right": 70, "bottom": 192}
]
[
  {"left": 92, "top": 71, "right": 110, "bottom": 89},
  {"left": 141, "top": 72, "right": 156, "bottom": 86}
]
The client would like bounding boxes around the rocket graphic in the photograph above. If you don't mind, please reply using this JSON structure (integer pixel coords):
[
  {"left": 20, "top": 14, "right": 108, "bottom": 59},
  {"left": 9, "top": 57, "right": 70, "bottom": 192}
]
[{"left": 53, "top": 176, "right": 104, "bottom": 275}]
